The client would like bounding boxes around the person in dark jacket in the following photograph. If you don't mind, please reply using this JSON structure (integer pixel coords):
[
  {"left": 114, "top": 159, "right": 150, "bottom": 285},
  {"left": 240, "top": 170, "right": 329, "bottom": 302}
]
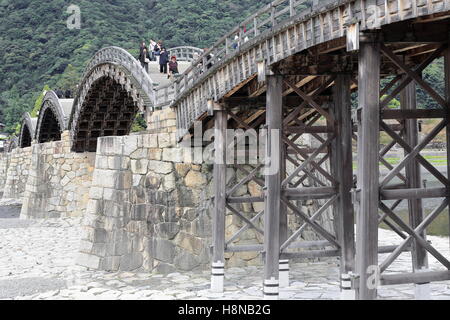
[
  {"left": 168, "top": 56, "right": 179, "bottom": 79},
  {"left": 159, "top": 48, "right": 169, "bottom": 74},
  {"left": 139, "top": 47, "right": 151, "bottom": 73},
  {"left": 55, "top": 89, "right": 64, "bottom": 98}
]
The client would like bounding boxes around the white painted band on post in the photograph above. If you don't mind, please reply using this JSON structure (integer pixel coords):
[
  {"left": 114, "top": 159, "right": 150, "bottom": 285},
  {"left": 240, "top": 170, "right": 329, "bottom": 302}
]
[
  {"left": 211, "top": 261, "right": 225, "bottom": 293},
  {"left": 340, "top": 273, "right": 355, "bottom": 300},
  {"left": 279, "top": 260, "right": 290, "bottom": 288},
  {"left": 263, "top": 279, "right": 279, "bottom": 300}
]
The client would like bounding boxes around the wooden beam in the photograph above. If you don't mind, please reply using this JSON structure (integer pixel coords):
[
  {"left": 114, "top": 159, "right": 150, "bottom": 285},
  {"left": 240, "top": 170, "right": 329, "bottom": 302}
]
[
  {"left": 356, "top": 37, "right": 380, "bottom": 301},
  {"left": 381, "top": 188, "right": 449, "bottom": 200},
  {"left": 401, "top": 79, "right": 429, "bottom": 277},
  {"left": 211, "top": 103, "right": 227, "bottom": 293},
  {"left": 445, "top": 43, "right": 450, "bottom": 254},
  {"left": 332, "top": 74, "right": 355, "bottom": 275},
  {"left": 263, "top": 74, "right": 283, "bottom": 299},
  {"left": 381, "top": 109, "right": 448, "bottom": 120},
  {"left": 381, "top": 271, "right": 450, "bottom": 286}
]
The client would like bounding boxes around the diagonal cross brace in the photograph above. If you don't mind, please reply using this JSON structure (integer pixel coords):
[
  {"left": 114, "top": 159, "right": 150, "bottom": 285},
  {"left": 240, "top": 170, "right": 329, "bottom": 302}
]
[
  {"left": 281, "top": 197, "right": 341, "bottom": 249},
  {"left": 282, "top": 135, "right": 337, "bottom": 187},
  {"left": 380, "top": 44, "right": 447, "bottom": 109},
  {"left": 379, "top": 198, "right": 450, "bottom": 273},
  {"left": 379, "top": 202, "right": 450, "bottom": 270},
  {"left": 380, "top": 120, "right": 450, "bottom": 187},
  {"left": 280, "top": 195, "right": 338, "bottom": 251},
  {"left": 380, "top": 44, "right": 447, "bottom": 108}
]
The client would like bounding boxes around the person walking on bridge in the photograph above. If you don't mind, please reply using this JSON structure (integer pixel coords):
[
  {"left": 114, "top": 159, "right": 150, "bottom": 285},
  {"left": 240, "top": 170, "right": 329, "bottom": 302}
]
[
  {"left": 154, "top": 41, "right": 163, "bottom": 64},
  {"left": 139, "top": 46, "right": 151, "bottom": 73},
  {"left": 159, "top": 48, "right": 169, "bottom": 74}
]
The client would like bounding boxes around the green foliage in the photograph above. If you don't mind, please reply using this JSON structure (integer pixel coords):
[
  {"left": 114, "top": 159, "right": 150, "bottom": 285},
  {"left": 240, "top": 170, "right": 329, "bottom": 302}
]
[
  {"left": 30, "top": 85, "right": 51, "bottom": 118},
  {"left": 131, "top": 114, "right": 147, "bottom": 132},
  {"left": 0, "top": 0, "right": 286, "bottom": 133},
  {"left": 381, "top": 95, "right": 400, "bottom": 109},
  {"left": 0, "top": 0, "right": 444, "bottom": 136}
]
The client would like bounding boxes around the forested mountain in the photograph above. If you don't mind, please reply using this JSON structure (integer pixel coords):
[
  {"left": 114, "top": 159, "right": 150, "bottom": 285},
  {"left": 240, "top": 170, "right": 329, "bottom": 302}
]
[
  {"left": 0, "top": 0, "right": 279, "bottom": 133},
  {"left": 0, "top": 0, "right": 445, "bottom": 134}
]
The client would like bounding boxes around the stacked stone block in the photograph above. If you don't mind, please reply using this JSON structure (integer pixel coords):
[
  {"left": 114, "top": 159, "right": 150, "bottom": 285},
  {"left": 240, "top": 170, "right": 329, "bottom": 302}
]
[
  {"left": 20, "top": 131, "right": 95, "bottom": 219},
  {"left": 2, "top": 147, "right": 32, "bottom": 201},
  {"left": 77, "top": 132, "right": 215, "bottom": 272},
  {"left": 0, "top": 152, "right": 11, "bottom": 194}
]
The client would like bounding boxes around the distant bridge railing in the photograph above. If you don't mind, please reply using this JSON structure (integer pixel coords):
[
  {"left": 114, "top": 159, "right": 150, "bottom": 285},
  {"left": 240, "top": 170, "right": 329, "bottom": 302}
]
[
  {"left": 154, "top": 46, "right": 203, "bottom": 109},
  {"left": 167, "top": 46, "right": 204, "bottom": 62}
]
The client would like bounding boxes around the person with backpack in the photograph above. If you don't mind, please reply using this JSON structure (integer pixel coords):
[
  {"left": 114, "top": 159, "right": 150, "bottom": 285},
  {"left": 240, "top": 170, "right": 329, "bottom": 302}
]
[{"left": 159, "top": 48, "right": 169, "bottom": 74}]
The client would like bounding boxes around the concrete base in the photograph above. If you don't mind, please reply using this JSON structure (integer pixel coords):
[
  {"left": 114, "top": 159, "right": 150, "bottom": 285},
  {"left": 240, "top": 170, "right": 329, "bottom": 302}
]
[{"left": 415, "top": 283, "right": 431, "bottom": 300}]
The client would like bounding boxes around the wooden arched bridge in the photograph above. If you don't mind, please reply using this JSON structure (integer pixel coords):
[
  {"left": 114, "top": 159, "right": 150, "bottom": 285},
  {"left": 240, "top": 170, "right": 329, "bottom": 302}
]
[{"left": 9, "top": 0, "right": 450, "bottom": 300}]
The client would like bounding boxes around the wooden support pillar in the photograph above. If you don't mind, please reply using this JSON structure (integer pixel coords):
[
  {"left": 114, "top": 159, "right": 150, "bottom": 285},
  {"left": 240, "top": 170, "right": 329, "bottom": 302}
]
[
  {"left": 211, "top": 103, "right": 227, "bottom": 293},
  {"left": 279, "top": 136, "right": 289, "bottom": 288},
  {"left": 401, "top": 78, "right": 430, "bottom": 299},
  {"left": 356, "top": 35, "right": 380, "bottom": 300},
  {"left": 445, "top": 46, "right": 450, "bottom": 255},
  {"left": 264, "top": 74, "right": 283, "bottom": 299},
  {"left": 331, "top": 74, "right": 356, "bottom": 299}
]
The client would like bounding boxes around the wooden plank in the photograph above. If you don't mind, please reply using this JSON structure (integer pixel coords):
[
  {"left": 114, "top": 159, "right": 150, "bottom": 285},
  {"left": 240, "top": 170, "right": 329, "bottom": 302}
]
[
  {"left": 332, "top": 74, "right": 355, "bottom": 275},
  {"left": 263, "top": 74, "right": 283, "bottom": 298},
  {"left": 356, "top": 38, "right": 380, "bottom": 301}
]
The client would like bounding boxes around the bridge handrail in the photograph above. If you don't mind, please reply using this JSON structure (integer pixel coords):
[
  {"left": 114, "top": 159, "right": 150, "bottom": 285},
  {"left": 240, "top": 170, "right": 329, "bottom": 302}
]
[{"left": 171, "top": 0, "right": 316, "bottom": 102}]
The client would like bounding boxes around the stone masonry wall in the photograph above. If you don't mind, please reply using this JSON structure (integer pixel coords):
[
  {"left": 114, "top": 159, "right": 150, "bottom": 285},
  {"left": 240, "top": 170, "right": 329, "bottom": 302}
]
[
  {"left": 2, "top": 146, "right": 32, "bottom": 201},
  {"left": 0, "top": 152, "right": 11, "bottom": 194},
  {"left": 20, "top": 131, "right": 96, "bottom": 219},
  {"left": 77, "top": 132, "right": 215, "bottom": 273}
]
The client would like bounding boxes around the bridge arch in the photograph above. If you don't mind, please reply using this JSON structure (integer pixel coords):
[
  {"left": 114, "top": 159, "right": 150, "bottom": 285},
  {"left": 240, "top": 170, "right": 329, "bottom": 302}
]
[
  {"left": 35, "top": 91, "right": 73, "bottom": 143},
  {"left": 69, "top": 47, "right": 156, "bottom": 153},
  {"left": 18, "top": 113, "right": 37, "bottom": 148}
]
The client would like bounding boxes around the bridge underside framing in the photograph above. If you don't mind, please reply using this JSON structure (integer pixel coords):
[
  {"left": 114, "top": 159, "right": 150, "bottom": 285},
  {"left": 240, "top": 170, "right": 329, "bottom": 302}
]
[
  {"left": 208, "top": 17, "right": 450, "bottom": 300},
  {"left": 71, "top": 76, "right": 139, "bottom": 153},
  {"left": 38, "top": 108, "right": 62, "bottom": 144}
]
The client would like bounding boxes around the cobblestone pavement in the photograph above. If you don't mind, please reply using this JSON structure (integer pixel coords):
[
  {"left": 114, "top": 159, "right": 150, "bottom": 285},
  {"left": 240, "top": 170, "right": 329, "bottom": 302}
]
[{"left": 0, "top": 207, "right": 449, "bottom": 300}]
